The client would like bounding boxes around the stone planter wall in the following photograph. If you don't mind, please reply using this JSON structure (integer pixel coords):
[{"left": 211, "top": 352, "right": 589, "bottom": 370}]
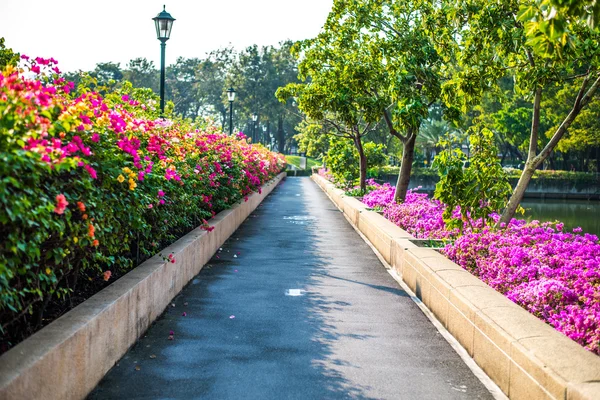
[
  {"left": 312, "top": 174, "right": 600, "bottom": 400},
  {"left": 0, "top": 173, "right": 286, "bottom": 400}
]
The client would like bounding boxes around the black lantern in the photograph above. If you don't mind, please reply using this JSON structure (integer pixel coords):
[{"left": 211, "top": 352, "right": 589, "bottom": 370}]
[
  {"left": 153, "top": 5, "right": 175, "bottom": 41},
  {"left": 153, "top": 6, "right": 175, "bottom": 116}
]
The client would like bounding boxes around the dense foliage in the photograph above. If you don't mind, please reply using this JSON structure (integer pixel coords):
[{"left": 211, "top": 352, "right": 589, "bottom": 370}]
[
  {"left": 433, "top": 128, "right": 514, "bottom": 231},
  {"left": 361, "top": 182, "right": 600, "bottom": 355},
  {"left": 324, "top": 138, "right": 386, "bottom": 189},
  {"left": 0, "top": 57, "right": 284, "bottom": 351}
]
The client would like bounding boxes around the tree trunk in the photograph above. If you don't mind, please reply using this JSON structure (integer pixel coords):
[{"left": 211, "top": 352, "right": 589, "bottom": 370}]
[
  {"left": 498, "top": 165, "right": 536, "bottom": 226},
  {"left": 277, "top": 115, "right": 285, "bottom": 153},
  {"left": 394, "top": 131, "right": 417, "bottom": 203},
  {"left": 354, "top": 133, "right": 367, "bottom": 191}
]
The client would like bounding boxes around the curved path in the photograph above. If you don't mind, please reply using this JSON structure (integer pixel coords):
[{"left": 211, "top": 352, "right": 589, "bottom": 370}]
[{"left": 90, "top": 177, "right": 493, "bottom": 399}]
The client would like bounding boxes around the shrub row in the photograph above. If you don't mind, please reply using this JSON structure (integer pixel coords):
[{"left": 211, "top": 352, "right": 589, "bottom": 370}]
[{"left": 0, "top": 57, "right": 285, "bottom": 351}]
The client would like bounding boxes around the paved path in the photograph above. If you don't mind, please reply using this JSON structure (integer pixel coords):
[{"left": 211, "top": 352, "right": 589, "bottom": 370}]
[{"left": 90, "top": 177, "right": 492, "bottom": 399}]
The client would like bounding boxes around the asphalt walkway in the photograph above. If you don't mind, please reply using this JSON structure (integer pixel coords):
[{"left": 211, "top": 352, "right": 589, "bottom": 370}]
[{"left": 90, "top": 177, "right": 492, "bottom": 399}]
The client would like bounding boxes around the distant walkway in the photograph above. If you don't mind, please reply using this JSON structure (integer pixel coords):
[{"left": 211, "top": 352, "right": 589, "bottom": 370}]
[{"left": 90, "top": 177, "right": 492, "bottom": 399}]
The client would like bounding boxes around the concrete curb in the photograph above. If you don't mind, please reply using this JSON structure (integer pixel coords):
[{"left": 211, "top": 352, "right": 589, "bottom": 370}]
[
  {"left": 0, "top": 173, "right": 286, "bottom": 400},
  {"left": 311, "top": 174, "right": 600, "bottom": 400}
]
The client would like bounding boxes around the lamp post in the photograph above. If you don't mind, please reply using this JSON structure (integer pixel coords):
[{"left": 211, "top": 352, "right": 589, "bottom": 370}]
[
  {"left": 153, "top": 5, "right": 175, "bottom": 117},
  {"left": 252, "top": 113, "right": 258, "bottom": 143},
  {"left": 227, "top": 87, "right": 236, "bottom": 135},
  {"left": 262, "top": 125, "right": 267, "bottom": 146}
]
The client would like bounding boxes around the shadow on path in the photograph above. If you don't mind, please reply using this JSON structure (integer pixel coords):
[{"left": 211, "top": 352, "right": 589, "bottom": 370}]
[{"left": 89, "top": 177, "right": 492, "bottom": 400}]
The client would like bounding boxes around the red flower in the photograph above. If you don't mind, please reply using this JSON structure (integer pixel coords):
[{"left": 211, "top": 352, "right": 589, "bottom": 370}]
[
  {"left": 77, "top": 201, "right": 86, "bottom": 212},
  {"left": 54, "top": 194, "right": 68, "bottom": 214},
  {"left": 103, "top": 271, "right": 112, "bottom": 281}
]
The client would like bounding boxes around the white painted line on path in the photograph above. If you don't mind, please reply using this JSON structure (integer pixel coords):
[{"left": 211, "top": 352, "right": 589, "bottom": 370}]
[{"left": 285, "top": 289, "right": 306, "bottom": 296}]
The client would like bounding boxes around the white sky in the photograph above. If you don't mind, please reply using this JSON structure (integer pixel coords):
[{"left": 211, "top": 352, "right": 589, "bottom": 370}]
[{"left": 1, "top": 0, "right": 333, "bottom": 72}]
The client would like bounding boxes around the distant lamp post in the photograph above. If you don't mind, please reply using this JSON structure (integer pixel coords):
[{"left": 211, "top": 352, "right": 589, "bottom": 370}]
[
  {"left": 252, "top": 113, "right": 258, "bottom": 143},
  {"left": 226, "top": 87, "right": 236, "bottom": 135},
  {"left": 224, "top": 88, "right": 236, "bottom": 135},
  {"left": 262, "top": 125, "right": 267, "bottom": 146},
  {"left": 153, "top": 5, "right": 175, "bottom": 116}
]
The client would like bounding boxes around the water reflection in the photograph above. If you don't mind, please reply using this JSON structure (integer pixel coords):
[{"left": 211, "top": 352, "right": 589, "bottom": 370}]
[{"left": 521, "top": 199, "right": 600, "bottom": 237}]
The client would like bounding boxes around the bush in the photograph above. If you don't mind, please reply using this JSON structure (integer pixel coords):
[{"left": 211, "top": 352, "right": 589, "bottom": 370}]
[
  {"left": 0, "top": 57, "right": 285, "bottom": 351},
  {"left": 324, "top": 137, "right": 386, "bottom": 188},
  {"left": 432, "top": 128, "right": 513, "bottom": 231}
]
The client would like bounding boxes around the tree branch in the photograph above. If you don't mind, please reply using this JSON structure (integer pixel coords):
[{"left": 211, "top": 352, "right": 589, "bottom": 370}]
[
  {"left": 382, "top": 109, "right": 407, "bottom": 142},
  {"left": 534, "top": 72, "right": 600, "bottom": 165},
  {"left": 528, "top": 87, "right": 542, "bottom": 161}
]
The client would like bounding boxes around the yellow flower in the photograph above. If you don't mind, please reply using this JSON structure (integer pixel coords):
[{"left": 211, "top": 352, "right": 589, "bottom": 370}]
[
  {"left": 46, "top": 268, "right": 51, "bottom": 275},
  {"left": 117, "top": 175, "right": 125, "bottom": 183},
  {"left": 122, "top": 167, "right": 132, "bottom": 174},
  {"left": 73, "top": 237, "right": 78, "bottom": 243},
  {"left": 129, "top": 178, "right": 137, "bottom": 191}
]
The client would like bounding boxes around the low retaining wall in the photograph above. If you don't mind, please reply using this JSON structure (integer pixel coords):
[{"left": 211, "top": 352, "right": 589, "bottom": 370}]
[
  {"left": 311, "top": 174, "right": 600, "bottom": 400},
  {"left": 0, "top": 172, "right": 286, "bottom": 400}
]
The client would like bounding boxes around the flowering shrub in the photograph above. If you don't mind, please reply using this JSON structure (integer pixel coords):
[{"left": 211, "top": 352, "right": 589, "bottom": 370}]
[
  {"left": 0, "top": 57, "right": 285, "bottom": 350},
  {"left": 364, "top": 184, "right": 457, "bottom": 239},
  {"left": 361, "top": 181, "right": 600, "bottom": 355}
]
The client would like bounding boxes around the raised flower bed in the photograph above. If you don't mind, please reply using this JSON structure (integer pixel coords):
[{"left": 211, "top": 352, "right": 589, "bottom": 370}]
[
  {"left": 312, "top": 173, "right": 600, "bottom": 399},
  {"left": 362, "top": 181, "right": 600, "bottom": 355},
  {"left": 0, "top": 57, "right": 285, "bottom": 354}
]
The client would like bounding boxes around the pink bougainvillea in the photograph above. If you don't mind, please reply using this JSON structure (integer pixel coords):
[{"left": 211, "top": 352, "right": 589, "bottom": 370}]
[{"left": 360, "top": 179, "right": 600, "bottom": 355}]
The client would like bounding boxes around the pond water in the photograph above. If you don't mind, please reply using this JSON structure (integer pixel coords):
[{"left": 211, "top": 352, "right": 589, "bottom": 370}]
[{"left": 521, "top": 199, "right": 600, "bottom": 237}]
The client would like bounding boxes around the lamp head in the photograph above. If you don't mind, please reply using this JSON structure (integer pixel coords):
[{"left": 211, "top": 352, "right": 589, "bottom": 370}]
[{"left": 153, "top": 5, "right": 175, "bottom": 41}]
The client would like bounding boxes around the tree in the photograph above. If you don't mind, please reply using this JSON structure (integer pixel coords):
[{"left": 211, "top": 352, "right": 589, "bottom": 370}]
[
  {"left": 91, "top": 62, "right": 123, "bottom": 86},
  {"left": 351, "top": 0, "right": 448, "bottom": 202},
  {"left": 195, "top": 47, "right": 235, "bottom": 128},
  {"left": 0, "top": 38, "right": 19, "bottom": 69},
  {"left": 545, "top": 80, "right": 600, "bottom": 172},
  {"left": 283, "top": 0, "right": 447, "bottom": 200},
  {"left": 166, "top": 57, "right": 202, "bottom": 118},
  {"left": 228, "top": 43, "right": 300, "bottom": 151},
  {"left": 429, "top": 0, "right": 600, "bottom": 225},
  {"left": 123, "top": 58, "right": 158, "bottom": 93},
  {"left": 418, "top": 115, "right": 461, "bottom": 166},
  {"left": 277, "top": 26, "right": 383, "bottom": 190}
]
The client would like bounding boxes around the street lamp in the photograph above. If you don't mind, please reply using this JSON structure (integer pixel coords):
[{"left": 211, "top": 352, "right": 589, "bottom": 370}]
[
  {"left": 262, "top": 125, "right": 267, "bottom": 146},
  {"left": 252, "top": 113, "right": 258, "bottom": 143},
  {"left": 153, "top": 5, "right": 175, "bottom": 116},
  {"left": 227, "top": 87, "right": 236, "bottom": 135}
]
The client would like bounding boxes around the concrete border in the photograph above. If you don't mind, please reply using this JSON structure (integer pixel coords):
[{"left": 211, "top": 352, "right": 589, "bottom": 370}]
[
  {"left": 311, "top": 174, "right": 600, "bottom": 400},
  {"left": 0, "top": 172, "right": 286, "bottom": 400}
]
